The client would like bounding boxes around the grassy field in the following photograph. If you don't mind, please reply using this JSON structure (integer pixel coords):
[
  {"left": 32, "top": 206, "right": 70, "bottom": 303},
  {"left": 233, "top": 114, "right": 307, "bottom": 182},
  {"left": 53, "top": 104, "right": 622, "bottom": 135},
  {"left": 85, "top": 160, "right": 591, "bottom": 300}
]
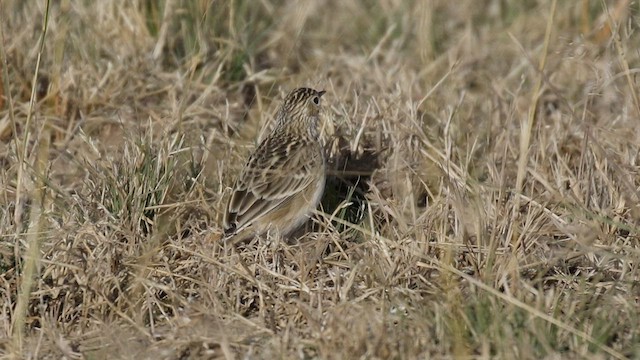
[{"left": 1, "top": 0, "right": 639, "bottom": 358}]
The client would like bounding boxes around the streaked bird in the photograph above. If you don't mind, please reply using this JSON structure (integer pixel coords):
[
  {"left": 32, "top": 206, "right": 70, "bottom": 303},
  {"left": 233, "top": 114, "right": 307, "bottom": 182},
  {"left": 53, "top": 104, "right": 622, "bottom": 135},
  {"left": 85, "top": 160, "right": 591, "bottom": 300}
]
[{"left": 223, "top": 87, "right": 327, "bottom": 242}]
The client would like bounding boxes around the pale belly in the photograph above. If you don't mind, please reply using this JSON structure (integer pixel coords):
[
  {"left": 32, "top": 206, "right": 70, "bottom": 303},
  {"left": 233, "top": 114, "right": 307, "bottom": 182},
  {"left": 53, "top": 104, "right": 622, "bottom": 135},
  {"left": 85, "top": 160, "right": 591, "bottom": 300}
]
[{"left": 281, "top": 173, "right": 326, "bottom": 236}]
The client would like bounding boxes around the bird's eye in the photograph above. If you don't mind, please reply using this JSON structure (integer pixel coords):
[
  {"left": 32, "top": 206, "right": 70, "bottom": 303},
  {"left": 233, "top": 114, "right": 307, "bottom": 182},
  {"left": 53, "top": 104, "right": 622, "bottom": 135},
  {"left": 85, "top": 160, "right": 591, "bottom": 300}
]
[{"left": 312, "top": 96, "right": 320, "bottom": 105}]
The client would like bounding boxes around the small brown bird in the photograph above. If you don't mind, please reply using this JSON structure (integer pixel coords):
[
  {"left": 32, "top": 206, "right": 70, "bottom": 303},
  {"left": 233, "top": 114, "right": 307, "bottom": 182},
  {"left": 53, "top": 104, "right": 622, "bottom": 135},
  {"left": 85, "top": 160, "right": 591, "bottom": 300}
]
[{"left": 223, "top": 87, "right": 327, "bottom": 242}]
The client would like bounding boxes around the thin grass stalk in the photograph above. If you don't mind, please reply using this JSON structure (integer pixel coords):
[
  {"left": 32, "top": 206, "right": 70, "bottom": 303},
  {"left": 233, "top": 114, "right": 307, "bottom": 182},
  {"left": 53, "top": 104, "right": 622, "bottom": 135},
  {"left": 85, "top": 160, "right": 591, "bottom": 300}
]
[
  {"left": 511, "top": 0, "right": 557, "bottom": 248},
  {"left": 10, "top": 0, "right": 51, "bottom": 354}
]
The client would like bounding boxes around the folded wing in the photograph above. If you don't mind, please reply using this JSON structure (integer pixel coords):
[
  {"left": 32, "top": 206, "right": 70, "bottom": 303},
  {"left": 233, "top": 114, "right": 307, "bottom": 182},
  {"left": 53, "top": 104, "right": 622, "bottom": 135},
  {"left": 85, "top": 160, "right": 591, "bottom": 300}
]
[{"left": 224, "top": 136, "right": 323, "bottom": 237}]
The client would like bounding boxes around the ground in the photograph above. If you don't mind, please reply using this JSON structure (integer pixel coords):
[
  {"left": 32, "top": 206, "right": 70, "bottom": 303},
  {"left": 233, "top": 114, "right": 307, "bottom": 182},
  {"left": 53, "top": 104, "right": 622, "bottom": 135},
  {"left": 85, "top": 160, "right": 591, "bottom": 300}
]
[{"left": 1, "top": 0, "right": 639, "bottom": 359}]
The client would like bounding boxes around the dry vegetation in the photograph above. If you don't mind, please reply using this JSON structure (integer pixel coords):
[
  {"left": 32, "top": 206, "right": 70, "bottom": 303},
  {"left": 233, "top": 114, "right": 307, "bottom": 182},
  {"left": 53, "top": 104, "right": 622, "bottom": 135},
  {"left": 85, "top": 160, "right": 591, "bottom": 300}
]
[{"left": 1, "top": 0, "right": 640, "bottom": 358}]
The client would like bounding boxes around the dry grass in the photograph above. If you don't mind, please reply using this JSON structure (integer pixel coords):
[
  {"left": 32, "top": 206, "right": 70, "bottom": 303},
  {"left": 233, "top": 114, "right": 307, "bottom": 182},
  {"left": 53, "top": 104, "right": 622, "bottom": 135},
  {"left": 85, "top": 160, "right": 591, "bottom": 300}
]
[{"left": 1, "top": 0, "right": 639, "bottom": 358}]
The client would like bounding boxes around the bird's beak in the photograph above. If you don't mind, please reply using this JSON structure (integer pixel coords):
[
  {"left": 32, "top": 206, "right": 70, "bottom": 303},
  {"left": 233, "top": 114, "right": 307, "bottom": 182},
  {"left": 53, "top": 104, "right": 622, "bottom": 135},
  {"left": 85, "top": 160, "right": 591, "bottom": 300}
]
[{"left": 318, "top": 90, "right": 326, "bottom": 97}]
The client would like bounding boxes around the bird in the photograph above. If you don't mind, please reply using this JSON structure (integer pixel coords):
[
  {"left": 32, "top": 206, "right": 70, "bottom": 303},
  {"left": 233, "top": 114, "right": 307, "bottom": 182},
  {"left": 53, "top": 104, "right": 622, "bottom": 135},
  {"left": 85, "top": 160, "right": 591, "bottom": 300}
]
[{"left": 223, "top": 87, "right": 327, "bottom": 242}]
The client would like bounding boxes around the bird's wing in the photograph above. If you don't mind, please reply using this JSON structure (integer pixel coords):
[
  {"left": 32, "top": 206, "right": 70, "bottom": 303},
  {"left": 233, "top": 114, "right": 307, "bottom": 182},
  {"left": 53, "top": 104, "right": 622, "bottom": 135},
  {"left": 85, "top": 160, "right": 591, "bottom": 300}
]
[{"left": 224, "top": 136, "right": 323, "bottom": 236}]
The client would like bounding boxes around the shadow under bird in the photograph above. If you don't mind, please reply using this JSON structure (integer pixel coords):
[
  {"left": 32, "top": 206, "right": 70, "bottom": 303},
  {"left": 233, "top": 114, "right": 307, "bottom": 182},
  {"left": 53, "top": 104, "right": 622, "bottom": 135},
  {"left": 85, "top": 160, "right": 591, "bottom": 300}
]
[{"left": 223, "top": 87, "right": 327, "bottom": 242}]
